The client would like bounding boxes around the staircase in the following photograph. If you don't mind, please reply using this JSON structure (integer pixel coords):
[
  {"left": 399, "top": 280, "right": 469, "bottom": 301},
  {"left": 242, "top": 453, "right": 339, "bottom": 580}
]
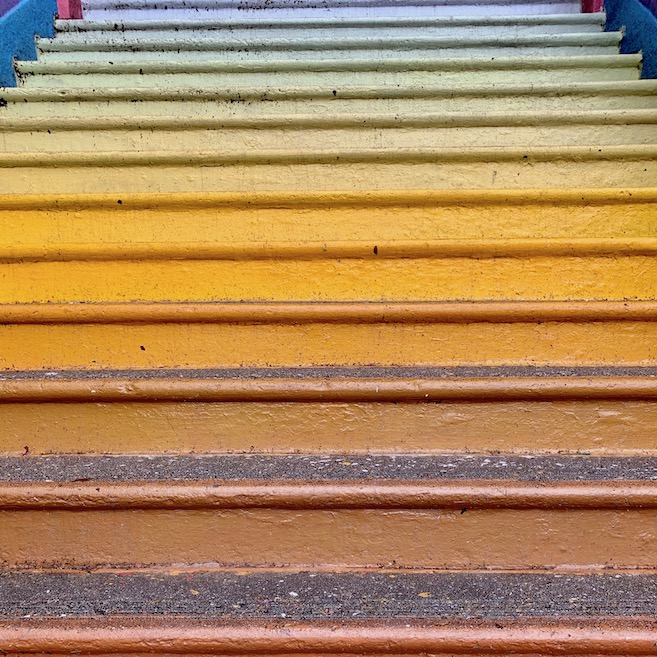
[{"left": 1, "top": 0, "right": 657, "bottom": 653}]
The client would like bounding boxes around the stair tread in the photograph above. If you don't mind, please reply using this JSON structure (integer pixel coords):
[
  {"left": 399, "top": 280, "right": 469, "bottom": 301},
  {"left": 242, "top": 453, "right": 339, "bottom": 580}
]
[
  {"left": 1, "top": 570, "right": 657, "bottom": 619},
  {"left": 37, "top": 32, "right": 621, "bottom": 49},
  {"left": 54, "top": 13, "right": 607, "bottom": 30},
  {"left": 4, "top": 79, "right": 657, "bottom": 102},
  {"left": 1, "top": 367, "right": 656, "bottom": 401},
  {"left": 18, "top": 53, "right": 641, "bottom": 72},
  {"left": 4, "top": 365, "right": 657, "bottom": 380},
  {"left": 5, "top": 108, "right": 657, "bottom": 127},
  {"left": 5, "top": 453, "right": 657, "bottom": 482},
  {"left": 83, "top": 0, "right": 583, "bottom": 8}
]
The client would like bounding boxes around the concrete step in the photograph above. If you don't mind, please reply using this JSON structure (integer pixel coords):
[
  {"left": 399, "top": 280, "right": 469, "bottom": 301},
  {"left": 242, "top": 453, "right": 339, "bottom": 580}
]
[
  {"left": 81, "top": 0, "right": 584, "bottom": 20},
  {"left": 4, "top": 81, "right": 657, "bottom": 116},
  {"left": 4, "top": 111, "right": 657, "bottom": 153},
  {"left": 34, "top": 33, "right": 622, "bottom": 63},
  {"left": 2, "top": 199, "right": 655, "bottom": 292},
  {"left": 2, "top": 145, "right": 656, "bottom": 193},
  {"left": 1, "top": 302, "right": 657, "bottom": 368},
  {"left": 53, "top": 13, "right": 607, "bottom": 41},
  {"left": 4, "top": 188, "right": 655, "bottom": 243},
  {"left": 2, "top": 186, "right": 653, "bottom": 299},
  {"left": 0, "top": 571, "right": 655, "bottom": 653},
  {"left": 2, "top": 453, "right": 657, "bottom": 568},
  {"left": 1, "top": 366, "right": 655, "bottom": 456},
  {"left": 15, "top": 54, "right": 642, "bottom": 89}
]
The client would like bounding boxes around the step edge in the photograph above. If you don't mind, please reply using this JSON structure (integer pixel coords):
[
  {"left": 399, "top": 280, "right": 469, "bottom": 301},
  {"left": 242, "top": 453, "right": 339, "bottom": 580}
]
[
  {"left": 16, "top": 53, "right": 642, "bottom": 74},
  {"left": 36, "top": 32, "right": 622, "bottom": 51},
  {"left": 3, "top": 479, "right": 657, "bottom": 510},
  {"left": 3, "top": 301, "right": 657, "bottom": 325},
  {"left": 1, "top": 188, "right": 656, "bottom": 208},
  {"left": 3, "top": 239, "right": 657, "bottom": 263},
  {"left": 54, "top": 13, "right": 606, "bottom": 31},
  {"left": 3, "top": 144, "right": 656, "bottom": 167},
  {"left": 0, "top": 618, "right": 655, "bottom": 655},
  {"left": 5, "top": 109, "right": 657, "bottom": 131},
  {"left": 0, "top": 375, "right": 656, "bottom": 402},
  {"left": 5, "top": 80, "right": 656, "bottom": 102}
]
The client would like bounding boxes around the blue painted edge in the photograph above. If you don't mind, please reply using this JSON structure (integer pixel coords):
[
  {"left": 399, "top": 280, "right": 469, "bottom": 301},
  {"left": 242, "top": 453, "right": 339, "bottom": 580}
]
[
  {"left": 0, "top": 0, "right": 58, "bottom": 87},
  {"left": 606, "top": 0, "right": 657, "bottom": 78}
]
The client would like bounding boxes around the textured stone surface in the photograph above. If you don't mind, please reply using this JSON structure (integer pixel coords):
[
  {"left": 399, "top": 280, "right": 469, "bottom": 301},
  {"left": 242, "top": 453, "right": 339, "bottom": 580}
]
[
  {"left": 4, "top": 453, "right": 657, "bottom": 482},
  {"left": 1, "top": 571, "right": 656, "bottom": 619}
]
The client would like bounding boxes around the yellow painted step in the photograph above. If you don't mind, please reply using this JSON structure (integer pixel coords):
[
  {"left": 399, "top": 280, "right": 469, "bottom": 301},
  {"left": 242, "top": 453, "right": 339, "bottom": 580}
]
[
  {"left": 2, "top": 246, "right": 656, "bottom": 302},
  {"left": 3, "top": 189, "right": 656, "bottom": 244},
  {"left": 2, "top": 190, "right": 656, "bottom": 300},
  {"left": 1, "top": 302, "right": 657, "bottom": 369}
]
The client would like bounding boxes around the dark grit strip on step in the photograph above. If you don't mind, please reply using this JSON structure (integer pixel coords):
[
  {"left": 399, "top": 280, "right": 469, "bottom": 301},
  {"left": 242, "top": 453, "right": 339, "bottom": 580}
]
[
  {"left": 3, "top": 366, "right": 657, "bottom": 403},
  {"left": 1, "top": 571, "right": 657, "bottom": 619},
  {"left": 5, "top": 454, "right": 657, "bottom": 482},
  {"left": 2, "top": 365, "right": 657, "bottom": 380}
]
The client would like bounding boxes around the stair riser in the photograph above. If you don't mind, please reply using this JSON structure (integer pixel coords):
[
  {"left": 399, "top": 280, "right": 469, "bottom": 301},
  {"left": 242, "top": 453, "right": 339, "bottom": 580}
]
[
  {"left": 2, "top": 256, "right": 656, "bottom": 302},
  {"left": 16, "top": 67, "right": 641, "bottom": 88},
  {"left": 4, "top": 193, "right": 655, "bottom": 242},
  {"left": 2, "top": 399, "right": 655, "bottom": 455},
  {"left": 39, "top": 31, "right": 617, "bottom": 49},
  {"left": 3, "top": 160, "right": 657, "bottom": 193},
  {"left": 1, "top": 322, "right": 656, "bottom": 369},
  {"left": 56, "top": 13, "right": 606, "bottom": 28},
  {"left": 1, "top": 618, "right": 655, "bottom": 657},
  {"left": 52, "top": 23, "right": 606, "bottom": 40},
  {"left": 6, "top": 95, "right": 657, "bottom": 116},
  {"left": 1, "top": 507, "right": 655, "bottom": 569},
  {"left": 5, "top": 125, "right": 657, "bottom": 152},
  {"left": 80, "top": 4, "right": 583, "bottom": 20},
  {"left": 36, "top": 45, "right": 621, "bottom": 63}
]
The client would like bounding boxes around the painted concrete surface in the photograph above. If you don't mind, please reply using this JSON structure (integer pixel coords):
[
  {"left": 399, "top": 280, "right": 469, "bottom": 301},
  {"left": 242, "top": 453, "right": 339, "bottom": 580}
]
[
  {"left": 35, "top": 34, "right": 623, "bottom": 63},
  {"left": 3, "top": 158, "right": 657, "bottom": 194},
  {"left": 80, "top": 0, "right": 584, "bottom": 21},
  {"left": 0, "top": 396, "right": 656, "bottom": 455},
  {"left": 4, "top": 122, "right": 657, "bottom": 153},
  {"left": 1, "top": 320, "right": 657, "bottom": 367},
  {"left": 15, "top": 55, "right": 644, "bottom": 87},
  {"left": 53, "top": 14, "right": 606, "bottom": 40},
  {"left": 3, "top": 0, "right": 657, "bottom": 619},
  {"left": 3, "top": 81, "right": 657, "bottom": 116}
]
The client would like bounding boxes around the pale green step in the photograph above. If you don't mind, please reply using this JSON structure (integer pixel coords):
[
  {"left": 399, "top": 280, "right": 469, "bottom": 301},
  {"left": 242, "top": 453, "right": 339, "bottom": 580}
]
[
  {"left": 15, "top": 55, "right": 642, "bottom": 89},
  {"left": 3, "top": 112, "right": 657, "bottom": 153},
  {"left": 3, "top": 81, "right": 657, "bottom": 117},
  {"left": 35, "top": 33, "right": 622, "bottom": 63}
]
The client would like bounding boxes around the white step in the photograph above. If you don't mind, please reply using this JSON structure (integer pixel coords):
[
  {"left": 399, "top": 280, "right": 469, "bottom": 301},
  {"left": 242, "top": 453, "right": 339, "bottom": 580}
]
[
  {"left": 81, "top": 0, "right": 583, "bottom": 20},
  {"left": 54, "top": 14, "right": 605, "bottom": 41}
]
